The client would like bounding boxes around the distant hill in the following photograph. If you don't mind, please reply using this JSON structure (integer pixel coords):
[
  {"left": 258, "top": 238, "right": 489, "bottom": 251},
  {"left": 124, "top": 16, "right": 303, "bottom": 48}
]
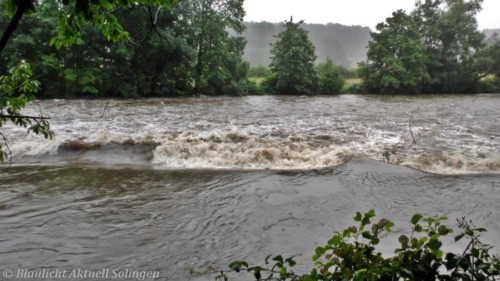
[
  {"left": 483, "top": 29, "right": 500, "bottom": 46},
  {"left": 242, "top": 22, "right": 372, "bottom": 68},
  {"left": 483, "top": 29, "right": 500, "bottom": 38}
]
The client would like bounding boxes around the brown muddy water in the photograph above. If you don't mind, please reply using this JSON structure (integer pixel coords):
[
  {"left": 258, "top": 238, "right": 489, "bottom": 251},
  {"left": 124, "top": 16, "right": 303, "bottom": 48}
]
[{"left": 1, "top": 95, "right": 500, "bottom": 280}]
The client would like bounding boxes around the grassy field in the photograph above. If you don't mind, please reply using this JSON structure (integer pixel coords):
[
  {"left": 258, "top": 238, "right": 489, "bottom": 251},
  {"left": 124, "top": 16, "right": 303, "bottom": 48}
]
[
  {"left": 248, "top": 77, "right": 265, "bottom": 86},
  {"left": 346, "top": 78, "right": 362, "bottom": 85},
  {"left": 250, "top": 77, "right": 362, "bottom": 86}
]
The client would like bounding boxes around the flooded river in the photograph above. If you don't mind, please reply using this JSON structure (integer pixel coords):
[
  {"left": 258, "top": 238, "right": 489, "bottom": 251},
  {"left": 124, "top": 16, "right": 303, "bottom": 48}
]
[{"left": 1, "top": 95, "right": 500, "bottom": 280}]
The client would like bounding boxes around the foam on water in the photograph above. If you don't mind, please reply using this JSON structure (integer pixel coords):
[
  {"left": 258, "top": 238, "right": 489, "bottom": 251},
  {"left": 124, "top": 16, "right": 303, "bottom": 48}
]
[{"left": 3, "top": 95, "right": 500, "bottom": 174}]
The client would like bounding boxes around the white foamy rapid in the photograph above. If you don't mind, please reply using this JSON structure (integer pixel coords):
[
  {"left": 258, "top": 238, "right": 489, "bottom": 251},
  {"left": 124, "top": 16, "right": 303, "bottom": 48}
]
[{"left": 2, "top": 95, "right": 500, "bottom": 174}]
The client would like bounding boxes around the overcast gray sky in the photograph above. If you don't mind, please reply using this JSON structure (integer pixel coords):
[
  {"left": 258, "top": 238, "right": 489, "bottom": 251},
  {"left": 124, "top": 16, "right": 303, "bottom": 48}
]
[{"left": 244, "top": 0, "right": 500, "bottom": 30}]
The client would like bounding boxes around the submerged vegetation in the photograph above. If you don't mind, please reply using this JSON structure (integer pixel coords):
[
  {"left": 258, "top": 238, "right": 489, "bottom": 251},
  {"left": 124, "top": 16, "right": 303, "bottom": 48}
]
[{"left": 208, "top": 210, "right": 500, "bottom": 281}]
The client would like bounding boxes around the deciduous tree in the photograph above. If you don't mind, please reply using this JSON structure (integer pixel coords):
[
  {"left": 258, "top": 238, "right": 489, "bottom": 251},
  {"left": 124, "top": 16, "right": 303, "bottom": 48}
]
[
  {"left": 269, "top": 17, "right": 317, "bottom": 95},
  {"left": 359, "top": 10, "right": 429, "bottom": 94}
]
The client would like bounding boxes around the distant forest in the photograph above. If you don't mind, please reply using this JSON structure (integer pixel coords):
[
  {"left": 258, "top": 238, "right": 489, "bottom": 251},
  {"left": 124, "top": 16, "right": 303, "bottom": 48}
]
[{"left": 241, "top": 22, "right": 371, "bottom": 68}]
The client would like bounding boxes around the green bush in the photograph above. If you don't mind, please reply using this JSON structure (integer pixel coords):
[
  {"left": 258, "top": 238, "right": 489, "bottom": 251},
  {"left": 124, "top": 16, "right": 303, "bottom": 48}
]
[
  {"left": 342, "top": 83, "right": 365, "bottom": 94},
  {"left": 244, "top": 79, "right": 264, "bottom": 96},
  {"left": 337, "top": 66, "right": 359, "bottom": 79},
  {"left": 206, "top": 210, "right": 500, "bottom": 281},
  {"left": 478, "top": 78, "right": 500, "bottom": 93},
  {"left": 261, "top": 74, "right": 278, "bottom": 94},
  {"left": 248, "top": 65, "right": 272, "bottom": 78},
  {"left": 317, "top": 58, "right": 345, "bottom": 95}
]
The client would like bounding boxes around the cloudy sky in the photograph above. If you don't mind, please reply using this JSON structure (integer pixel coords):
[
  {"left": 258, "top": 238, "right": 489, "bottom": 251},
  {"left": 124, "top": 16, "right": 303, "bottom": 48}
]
[{"left": 244, "top": 0, "right": 499, "bottom": 30}]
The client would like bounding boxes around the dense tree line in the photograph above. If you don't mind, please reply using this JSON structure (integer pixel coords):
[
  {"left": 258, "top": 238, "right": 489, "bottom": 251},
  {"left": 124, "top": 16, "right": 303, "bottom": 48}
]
[
  {"left": 359, "top": 0, "right": 500, "bottom": 94},
  {"left": 0, "top": 0, "right": 250, "bottom": 98},
  {"left": 1, "top": 0, "right": 499, "bottom": 102}
]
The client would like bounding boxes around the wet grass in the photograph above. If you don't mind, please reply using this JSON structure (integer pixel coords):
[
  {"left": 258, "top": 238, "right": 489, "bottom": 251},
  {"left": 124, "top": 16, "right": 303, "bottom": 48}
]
[
  {"left": 346, "top": 78, "right": 362, "bottom": 85},
  {"left": 248, "top": 77, "right": 265, "bottom": 86}
]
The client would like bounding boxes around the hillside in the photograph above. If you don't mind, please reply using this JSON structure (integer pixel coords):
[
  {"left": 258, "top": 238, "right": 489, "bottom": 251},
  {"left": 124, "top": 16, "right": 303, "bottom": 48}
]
[
  {"left": 483, "top": 29, "right": 500, "bottom": 37},
  {"left": 242, "top": 21, "right": 372, "bottom": 68}
]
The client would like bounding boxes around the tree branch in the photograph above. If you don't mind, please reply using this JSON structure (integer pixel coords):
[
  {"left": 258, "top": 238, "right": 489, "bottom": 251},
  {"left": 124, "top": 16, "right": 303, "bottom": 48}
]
[
  {"left": 0, "top": 0, "right": 31, "bottom": 55},
  {"left": 409, "top": 112, "right": 417, "bottom": 145},
  {"left": 0, "top": 131, "right": 13, "bottom": 170},
  {"left": 100, "top": 99, "right": 110, "bottom": 118},
  {"left": 0, "top": 73, "right": 47, "bottom": 98},
  {"left": 0, "top": 115, "right": 51, "bottom": 120},
  {"left": 117, "top": 25, "right": 153, "bottom": 75}
]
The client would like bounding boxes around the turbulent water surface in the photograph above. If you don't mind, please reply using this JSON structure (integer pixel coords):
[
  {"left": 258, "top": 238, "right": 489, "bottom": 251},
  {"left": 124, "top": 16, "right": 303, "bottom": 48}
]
[{"left": 1, "top": 95, "right": 500, "bottom": 280}]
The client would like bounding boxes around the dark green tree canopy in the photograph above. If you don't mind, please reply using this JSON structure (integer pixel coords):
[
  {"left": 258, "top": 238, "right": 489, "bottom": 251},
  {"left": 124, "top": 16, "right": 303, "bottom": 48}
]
[
  {"left": 0, "top": 0, "right": 249, "bottom": 98},
  {"left": 0, "top": 0, "right": 178, "bottom": 53},
  {"left": 269, "top": 17, "right": 318, "bottom": 95},
  {"left": 359, "top": 0, "right": 499, "bottom": 94},
  {"left": 412, "top": 0, "right": 489, "bottom": 93},
  {"left": 359, "top": 10, "right": 430, "bottom": 94}
]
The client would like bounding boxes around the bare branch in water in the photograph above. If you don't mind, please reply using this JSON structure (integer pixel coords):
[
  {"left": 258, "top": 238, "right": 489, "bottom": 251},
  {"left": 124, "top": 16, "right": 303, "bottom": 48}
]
[{"left": 409, "top": 112, "right": 417, "bottom": 145}]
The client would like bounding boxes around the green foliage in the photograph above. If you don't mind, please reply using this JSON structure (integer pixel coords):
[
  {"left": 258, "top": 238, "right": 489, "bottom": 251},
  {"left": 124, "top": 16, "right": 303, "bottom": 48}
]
[
  {"left": 337, "top": 67, "right": 358, "bottom": 79},
  {"left": 412, "top": 0, "right": 488, "bottom": 93},
  {"left": 1, "top": 0, "right": 249, "bottom": 98},
  {"left": 359, "top": 10, "right": 430, "bottom": 94},
  {"left": 0, "top": 63, "right": 53, "bottom": 162},
  {"left": 212, "top": 210, "right": 500, "bottom": 281},
  {"left": 243, "top": 79, "right": 264, "bottom": 96},
  {"left": 184, "top": 0, "right": 248, "bottom": 96},
  {"left": 317, "top": 58, "right": 345, "bottom": 95},
  {"left": 478, "top": 77, "right": 500, "bottom": 93},
  {"left": 358, "top": 0, "right": 500, "bottom": 94},
  {"left": 269, "top": 17, "right": 318, "bottom": 95},
  {"left": 35, "top": 0, "right": 177, "bottom": 48},
  {"left": 261, "top": 74, "right": 278, "bottom": 94},
  {"left": 341, "top": 83, "right": 365, "bottom": 95},
  {"left": 248, "top": 65, "right": 272, "bottom": 78}
]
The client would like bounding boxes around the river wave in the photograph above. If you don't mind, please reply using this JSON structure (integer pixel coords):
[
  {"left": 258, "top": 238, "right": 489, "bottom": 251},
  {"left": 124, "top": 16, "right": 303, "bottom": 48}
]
[{"left": 3, "top": 95, "right": 500, "bottom": 174}]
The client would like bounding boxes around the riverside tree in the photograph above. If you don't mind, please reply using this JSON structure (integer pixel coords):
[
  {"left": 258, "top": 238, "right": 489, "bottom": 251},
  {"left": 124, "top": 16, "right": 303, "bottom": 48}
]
[
  {"left": 0, "top": 0, "right": 179, "bottom": 162},
  {"left": 359, "top": 0, "right": 500, "bottom": 94},
  {"left": 1, "top": 0, "right": 249, "bottom": 97},
  {"left": 269, "top": 17, "right": 318, "bottom": 95},
  {"left": 358, "top": 10, "right": 430, "bottom": 94},
  {"left": 413, "top": 0, "right": 491, "bottom": 93},
  {"left": 174, "top": 0, "right": 249, "bottom": 96}
]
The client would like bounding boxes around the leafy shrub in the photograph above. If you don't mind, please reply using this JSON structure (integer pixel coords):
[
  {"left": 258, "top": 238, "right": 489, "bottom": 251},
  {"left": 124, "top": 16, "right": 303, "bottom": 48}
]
[
  {"left": 342, "top": 83, "right": 365, "bottom": 94},
  {"left": 244, "top": 79, "right": 264, "bottom": 96},
  {"left": 261, "top": 74, "right": 278, "bottom": 94},
  {"left": 248, "top": 65, "right": 272, "bottom": 78},
  {"left": 317, "top": 58, "right": 345, "bottom": 95},
  {"left": 0, "top": 63, "right": 53, "bottom": 162},
  {"left": 206, "top": 210, "right": 500, "bottom": 281},
  {"left": 478, "top": 78, "right": 500, "bottom": 93},
  {"left": 337, "top": 66, "right": 359, "bottom": 79}
]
